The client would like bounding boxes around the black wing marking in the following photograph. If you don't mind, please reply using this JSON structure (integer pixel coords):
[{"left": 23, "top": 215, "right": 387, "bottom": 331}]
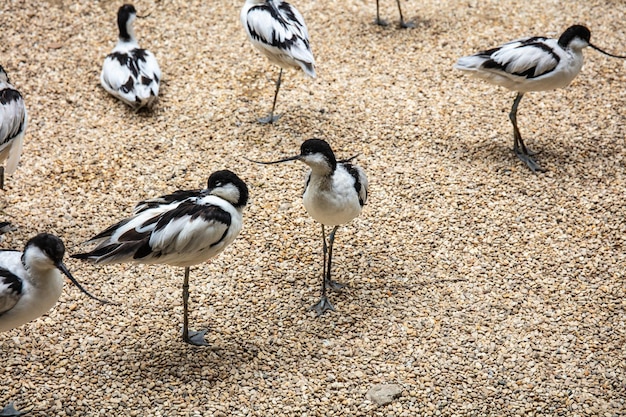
[
  {"left": 107, "top": 49, "right": 150, "bottom": 79},
  {"left": 481, "top": 37, "right": 560, "bottom": 79},
  {"left": 0, "top": 89, "right": 22, "bottom": 106},
  {"left": 343, "top": 163, "right": 366, "bottom": 206},
  {"left": 247, "top": 3, "right": 305, "bottom": 50},
  {"left": 154, "top": 201, "right": 231, "bottom": 233},
  {"left": 134, "top": 189, "right": 203, "bottom": 214},
  {"left": 0, "top": 268, "right": 22, "bottom": 315}
]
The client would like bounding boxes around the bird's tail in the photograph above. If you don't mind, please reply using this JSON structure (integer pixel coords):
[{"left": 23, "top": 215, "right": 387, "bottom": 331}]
[
  {"left": 453, "top": 55, "right": 487, "bottom": 71},
  {"left": 299, "top": 61, "right": 316, "bottom": 78}
]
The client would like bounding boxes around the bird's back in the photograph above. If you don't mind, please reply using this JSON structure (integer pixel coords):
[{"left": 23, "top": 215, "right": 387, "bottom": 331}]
[
  {"left": 455, "top": 36, "right": 583, "bottom": 92},
  {"left": 101, "top": 41, "right": 161, "bottom": 109},
  {"left": 74, "top": 194, "right": 243, "bottom": 268},
  {"left": 242, "top": 0, "right": 316, "bottom": 77}
]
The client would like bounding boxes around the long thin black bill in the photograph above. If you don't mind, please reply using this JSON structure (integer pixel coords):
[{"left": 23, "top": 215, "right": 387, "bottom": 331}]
[
  {"left": 244, "top": 155, "right": 300, "bottom": 165},
  {"left": 57, "top": 262, "right": 116, "bottom": 305},
  {"left": 589, "top": 43, "right": 626, "bottom": 59}
]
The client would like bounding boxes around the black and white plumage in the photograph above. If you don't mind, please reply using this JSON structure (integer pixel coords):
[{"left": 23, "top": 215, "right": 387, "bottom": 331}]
[
  {"left": 101, "top": 4, "right": 161, "bottom": 110},
  {"left": 72, "top": 170, "right": 249, "bottom": 346},
  {"left": 248, "top": 139, "right": 368, "bottom": 315},
  {"left": 241, "top": 0, "right": 316, "bottom": 124},
  {"left": 375, "top": 0, "right": 414, "bottom": 28},
  {"left": 0, "top": 233, "right": 109, "bottom": 333},
  {"left": 455, "top": 25, "right": 626, "bottom": 172},
  {"left": 0, "top": 234, "right": 109, "bottom": 417},
  {"left": 0, "top": 65, "right": 26, "bottom": 190}
]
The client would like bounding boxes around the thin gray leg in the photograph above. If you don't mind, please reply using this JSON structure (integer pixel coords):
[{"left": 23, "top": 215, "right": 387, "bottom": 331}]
[
  {"left": 509, "top": 92, "right": 544, "bottom": 172},
  {"left": 325, "top": 226, "right": 345, "bottom": 291},
  {"left": 309, "top": 225, "right": 342, "bottom": 315},
  {"left": 182, "top": 267, "right": 209, "bottom": 346},
  {"left": 375, "top": 0, "right": 389, "bottom": 26},
  {"left": 258, "top": 68, "right": 283, "bottom": 124},
  {"left": 395, "top": 0, "right": 415, "bottom": 28}
]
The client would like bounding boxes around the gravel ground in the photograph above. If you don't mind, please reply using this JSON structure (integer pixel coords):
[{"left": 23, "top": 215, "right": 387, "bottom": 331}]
[{"left": 1, "top": 0, "right": 625, "bottom": 415}]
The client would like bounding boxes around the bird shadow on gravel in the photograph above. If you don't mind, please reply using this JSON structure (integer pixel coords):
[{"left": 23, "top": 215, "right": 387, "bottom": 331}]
[{"left": 111, "top": 335, "right": 262, "bottom": 384}]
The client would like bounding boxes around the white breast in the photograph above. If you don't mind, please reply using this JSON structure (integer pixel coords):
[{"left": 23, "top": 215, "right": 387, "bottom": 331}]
[
  {"left": 303, "top": 165, "right": 363, "bottom": 226},
  {"left": 0, "top": 253, "right": 64, "bottom": 332}
]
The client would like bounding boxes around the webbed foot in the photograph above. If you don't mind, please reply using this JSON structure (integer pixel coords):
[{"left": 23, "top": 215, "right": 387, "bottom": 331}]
[
  {"left": 326, "top": 279, "right": 346, "bottom": 291},
  {"left": 375, "top": 18, "right": 389, "bottom": 26},
  {"left": 0, "top": 402, "right": 31, "bottom": 416},
  {"left": 258, "top": 114, "right": 282, "bottom": 124},
  {"left": 514, "top": 148, "right": 545, "bottom": 172},
  {"left": 182, "top": 329, "right": 210, "bottom": 346},
  {"left": 309, "top": 296, "right": 336, "bottom": 316}
]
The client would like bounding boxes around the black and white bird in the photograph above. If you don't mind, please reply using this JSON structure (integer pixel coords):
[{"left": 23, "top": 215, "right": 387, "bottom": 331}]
[
  {"left": 0, "top": 65, "right": 26, "bottom": 190},
  {"left": 375, "top": 0, "right": 414, "bottom": 28},
  {"left": 0, "top": 233, "right": 110, "bottom": 332},
  {"left": 248, "top": 139, "right": 368, "bottom": 315},
  {"left": 0, "top": 234, "right": 110, "bottom": 416},
  {"left": 455, "top": 25, "right": 626, "bottom": 172},
  {"left": 101, "top": 4, "right": 161, "bottom": 110},
  {"left": 72, "top": 170, "right": 249, "bottom": 346},
  {"left": 241, "top": 0, "right": 316, "bottom": 124}
]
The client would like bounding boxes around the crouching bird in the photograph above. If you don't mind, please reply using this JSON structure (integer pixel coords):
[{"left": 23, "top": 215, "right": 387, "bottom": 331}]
[
  {"left": 101, "top": 4, "right": 161, "bottom": 110},
  {"left": 1, "top": 233, "right": 110, "bottom": 417}
]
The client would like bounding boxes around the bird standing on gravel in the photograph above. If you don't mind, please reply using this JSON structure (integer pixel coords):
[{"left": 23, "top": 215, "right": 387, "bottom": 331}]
[
  {"left": 241, "top": 0, "right": 316, "bottom": 124},
  {"left": 0, "top": 65, "right": 26, "bottom": 190},
  {"left": 248, "top": 139, "right": 368, "bottom": 315},
  {"left": 101, "top": 4, "right": 161, "bottom": 110},
  {"left": 72, "top": 170, "right": 249, "bottom": 346},
  {"left": 454, "top": 25, "right": 626, "bottom": 172},
  {"left": 0, "top": 233, "right": 110, "bottom": 416},
  {"left": 375, "top": 0, "right": 414, "bottom": 28}
]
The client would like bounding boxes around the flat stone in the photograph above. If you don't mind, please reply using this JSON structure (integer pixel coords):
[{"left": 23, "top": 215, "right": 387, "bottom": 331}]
[{"left": 366, "top": 384, "right": 404, "bottom": 406}]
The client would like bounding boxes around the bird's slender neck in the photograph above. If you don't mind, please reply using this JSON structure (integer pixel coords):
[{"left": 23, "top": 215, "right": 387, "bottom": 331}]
[
  {"left": 301, "top": 152, "right": 337, "bottom": 178},
  {"left": 21, "top": 260, "right": 61, "bottom": 290},
  {"left": 308, "top": 163, "right": 334, "bottom": 178},
  {"left": 118, "top": 16, "right": 136, "bottom": 43}
]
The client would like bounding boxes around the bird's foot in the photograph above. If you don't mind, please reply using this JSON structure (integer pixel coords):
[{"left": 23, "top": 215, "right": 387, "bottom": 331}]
[
  {"left": 514, "top": 149, "right": 545, "bottom": 172},
  {"left": 0, "top": 402, "right": 31, "bottom": 416},
  {"left": 257, "top": 114, "right": 282, "bottom": 124},
  {"left": 182, "top": 329, "right": 210, "bottom": 346},
  {"left": 326, "top": 279, "right": 346, "bottom": 291},
  {"left": 309, "top": 296, "right": 336, "bottom": 316},
  {"left": 0, "top": 222, "right": 17, "bottom": 234},
  {"left": 375, "top": 18, "right": 389, "bottom": 26},
  {"left": 399, "top": 20, "right": 416, "bottom": 29}
]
